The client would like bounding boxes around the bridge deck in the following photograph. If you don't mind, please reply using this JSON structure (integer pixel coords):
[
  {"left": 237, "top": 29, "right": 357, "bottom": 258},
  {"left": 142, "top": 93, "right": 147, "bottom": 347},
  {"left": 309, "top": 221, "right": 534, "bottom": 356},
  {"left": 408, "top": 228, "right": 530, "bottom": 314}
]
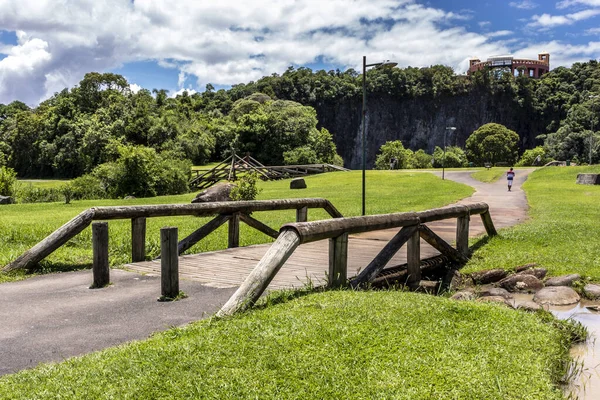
[{"left": 124, "top": 219, "right": 487, "bottom": 290}]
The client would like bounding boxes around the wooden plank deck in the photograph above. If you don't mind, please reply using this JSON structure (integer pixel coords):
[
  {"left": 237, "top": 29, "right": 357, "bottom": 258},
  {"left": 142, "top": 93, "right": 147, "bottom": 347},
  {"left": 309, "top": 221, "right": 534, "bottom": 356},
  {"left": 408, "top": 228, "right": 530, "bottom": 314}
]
[{"left": 123, "top": 218, "right": 488, "bottom": 291}]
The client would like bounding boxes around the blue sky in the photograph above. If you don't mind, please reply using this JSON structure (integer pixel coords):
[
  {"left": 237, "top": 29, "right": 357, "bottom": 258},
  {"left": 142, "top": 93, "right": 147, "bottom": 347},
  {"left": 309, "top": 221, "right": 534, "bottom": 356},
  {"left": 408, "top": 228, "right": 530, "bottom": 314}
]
[{"left": 0, "top": 0, "right": 599, "bottom": 105}]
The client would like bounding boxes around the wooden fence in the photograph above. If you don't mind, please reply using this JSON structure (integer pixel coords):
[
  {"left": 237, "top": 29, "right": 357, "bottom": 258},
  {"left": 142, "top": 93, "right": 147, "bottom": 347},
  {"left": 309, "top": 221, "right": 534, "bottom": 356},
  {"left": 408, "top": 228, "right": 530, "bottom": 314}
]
[
  {"left": 2, "top": 198, "right": 343, "bottom": 273},
  {"left": 217, "top": 202, "right": 496, "bottom": 316}
]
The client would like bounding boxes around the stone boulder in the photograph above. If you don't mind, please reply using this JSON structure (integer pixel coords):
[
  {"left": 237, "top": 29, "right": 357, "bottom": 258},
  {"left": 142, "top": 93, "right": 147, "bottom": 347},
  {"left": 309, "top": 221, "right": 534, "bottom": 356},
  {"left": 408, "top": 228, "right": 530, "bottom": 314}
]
[
  {"left": 576, "top": 173, "right": 600, "bottom": 185},
  {"left": 515, "top": 268, "right": 547, "bottom": 280},
  {"left": 450, "top": 290, "right": 476, "bottom": 301},
  {"left": 545, "top": 274, "right": 581, "bottom": 287},
  {"left": 479, "top": 287, "right": 513, "bottom": 300},
  {"left": 470, "top": 269, "right": 508, "bottom": 285},
  {"left": 191, "top": 183, "right": 236, "bottom": 203},
  {"left": 290, "top": 178, "right": 307, "bottom": 189},
  {"left": 0, "top": 195, "right": 14, "bottom": 205},
  {"left": 498, "top": 274, "right": 544, "bottom": 293},
  {"left": 515, "top": 263, "right": 538, "bottom": 273},
  {"left": 517, "top": 301, "right": 546, "bottom": 312},
  {"left": 583, "top": 284, "right": 600, "bottom": 300},
  {"left": 443, "top": 269, "right": 463, "bottom": 291},
  {"left": 533, "top": 286, "right": 580, "bottom": 306},
  {"left": 415, "top": 280, "right": 439, "bottom": 294}
]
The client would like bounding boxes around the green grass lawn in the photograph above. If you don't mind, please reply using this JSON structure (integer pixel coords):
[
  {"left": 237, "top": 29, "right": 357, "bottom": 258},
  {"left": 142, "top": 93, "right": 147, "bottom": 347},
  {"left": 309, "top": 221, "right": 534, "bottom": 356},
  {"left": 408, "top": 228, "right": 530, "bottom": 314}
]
[
  {"left": 464, "top": 166, "right": 600, "bottom": 278},
  {"left": 0, "top": 171, "right": 472, "bottom": 283},
  {"left": 0, "top": 290, "right": 575, "bottom": 400},
  {"left": 471, "top": 167, "right": 508, "bottom": 183}
]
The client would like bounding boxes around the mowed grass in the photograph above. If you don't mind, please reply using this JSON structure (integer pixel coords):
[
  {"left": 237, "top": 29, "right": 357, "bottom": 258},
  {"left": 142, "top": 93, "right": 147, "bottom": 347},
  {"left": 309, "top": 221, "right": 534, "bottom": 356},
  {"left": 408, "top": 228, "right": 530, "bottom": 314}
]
[
  {"left": 0, "top": 171, "right": 472, "bottom": 283},
  {"left": 0, "top": 290, "right": 574, "bottom": 400},
  {"left": 16, "top": 179, "right": 69, "bottom": 189},
  {"left": 464, "top": 166, "right": 600, "bottom": 278},
  {"left": 471, "top": 167, "right": 508, "bottom": 183}
]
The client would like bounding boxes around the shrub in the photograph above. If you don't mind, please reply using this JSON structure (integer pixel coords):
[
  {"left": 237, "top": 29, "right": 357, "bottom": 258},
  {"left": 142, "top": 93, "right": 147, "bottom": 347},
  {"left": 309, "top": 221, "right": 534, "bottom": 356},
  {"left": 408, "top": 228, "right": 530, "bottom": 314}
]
[
  {"left": 0, "top": 166, "right": 17, "bottom": 197},
  {"left": 15, "top": 185, "right": 63, "bottom": 203},
  {"left": 92, "top": 145, "right": 190, "bottom": 198},
  {"left": 68, "top": 174, "right": 107, "bottom": 200},
  {"left": 375, "top": 141, "right": 415, "bottom": 169},
  {"left": 516, "top": 146, "right": 549, "bottom": 166},
  {"left": 413, "top": 149, "right": 433, "bottom": 169},
  {"left": 283, "top": 146, "right": 319, "bottom": 165},
  {"left": 230, "top": 172, "right": 262, "bottom": 201},
  {"left": 432, "top": 146, "right": 468, "bottom": 168}
]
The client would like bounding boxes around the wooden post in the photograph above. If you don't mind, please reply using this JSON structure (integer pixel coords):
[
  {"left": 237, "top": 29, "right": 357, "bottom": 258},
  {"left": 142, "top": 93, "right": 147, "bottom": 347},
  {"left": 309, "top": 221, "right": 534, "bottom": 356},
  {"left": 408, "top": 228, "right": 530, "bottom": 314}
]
[
  {"left": 217, "top": 229, "right": 301, "bottom": 316},
  {"left": 328, "top": 233, "right": 348, "bottom": 287},
  {"left": 161, "top": 227, "right": 179, "bottom": 299},
  {"left": 480, "top": 211, "right": 498, "bottom": 237},
  {"left": 407, "top": 229, "right": 421, "bottom": 288},
  {"left": 456, "top": 214, "right": 470, "bottom": 256},
  {"left": 228, "top": 212, "right": 240, "bottom": 248},
  {"left": 296, "top": 206, "right": 308, "bottom": 222},
  {"left": 131, "top": 217, "right": 146, "bottom": 262},
  {"left": 92, "top": 222, "right": 109, "bottom": 288}
]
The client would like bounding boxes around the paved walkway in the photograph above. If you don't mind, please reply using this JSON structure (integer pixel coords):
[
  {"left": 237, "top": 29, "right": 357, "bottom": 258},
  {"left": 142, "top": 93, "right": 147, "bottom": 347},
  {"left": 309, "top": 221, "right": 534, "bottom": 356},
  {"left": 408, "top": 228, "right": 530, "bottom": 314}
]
[{"left": 0, "top": 168, "right": 533, "bottom": 376}]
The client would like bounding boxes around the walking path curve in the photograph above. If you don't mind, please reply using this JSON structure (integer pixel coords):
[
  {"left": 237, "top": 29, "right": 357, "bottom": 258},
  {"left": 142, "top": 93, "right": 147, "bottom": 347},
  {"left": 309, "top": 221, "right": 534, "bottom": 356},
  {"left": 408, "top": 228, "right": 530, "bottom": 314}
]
[{"left": 0, "top": 168, "right": 535, "bottom": 376}]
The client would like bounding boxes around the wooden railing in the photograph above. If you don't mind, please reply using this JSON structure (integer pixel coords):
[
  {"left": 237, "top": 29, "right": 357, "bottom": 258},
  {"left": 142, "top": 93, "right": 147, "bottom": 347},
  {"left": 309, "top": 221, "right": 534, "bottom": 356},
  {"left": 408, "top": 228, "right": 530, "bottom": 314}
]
[
  {"left": 217, "top": 203, "right": 497, "bottom": 316},
  {"left": 2, "top": 199, "right": 343, "bottom": 273}
]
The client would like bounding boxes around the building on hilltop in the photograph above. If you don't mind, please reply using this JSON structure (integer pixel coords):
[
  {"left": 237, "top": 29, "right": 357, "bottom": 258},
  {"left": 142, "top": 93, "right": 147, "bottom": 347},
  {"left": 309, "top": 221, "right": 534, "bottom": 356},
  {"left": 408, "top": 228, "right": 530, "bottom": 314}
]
[{"left": 468, "top": 53, "right": 550, "bottom": 78}]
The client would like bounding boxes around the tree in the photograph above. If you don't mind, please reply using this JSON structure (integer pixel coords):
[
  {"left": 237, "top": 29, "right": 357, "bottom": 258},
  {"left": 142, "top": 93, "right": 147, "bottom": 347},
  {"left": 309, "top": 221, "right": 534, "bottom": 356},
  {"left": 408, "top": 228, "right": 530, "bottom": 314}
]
[
  {"left": 432, "top": 146, "right": 468, "bottom": 168},
  {"left": 374, "top": 141, "right": 415, "bottom": 169},
  {"left": 517, "top": 146, "right": 549, "bottom": 166},
  {"left": 466, "top": 123, "right": 519, "bottom": 166}
]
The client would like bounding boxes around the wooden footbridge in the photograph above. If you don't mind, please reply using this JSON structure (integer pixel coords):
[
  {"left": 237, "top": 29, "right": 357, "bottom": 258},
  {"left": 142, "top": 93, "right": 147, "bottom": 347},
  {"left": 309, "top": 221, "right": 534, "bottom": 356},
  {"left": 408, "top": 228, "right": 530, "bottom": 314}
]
[
  {"left": 190, "top": 154, "right": 349, "bottom": 190},
  {"left": 3, "top": 198, "right": 497, "bottom": 315}
]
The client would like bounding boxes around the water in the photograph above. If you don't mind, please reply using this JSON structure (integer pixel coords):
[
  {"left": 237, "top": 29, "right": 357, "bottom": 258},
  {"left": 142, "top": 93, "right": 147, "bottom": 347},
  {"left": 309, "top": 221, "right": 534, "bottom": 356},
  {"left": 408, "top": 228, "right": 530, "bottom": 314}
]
[{"left": 513, "top": 294, "right": 600, "bottom": 399}]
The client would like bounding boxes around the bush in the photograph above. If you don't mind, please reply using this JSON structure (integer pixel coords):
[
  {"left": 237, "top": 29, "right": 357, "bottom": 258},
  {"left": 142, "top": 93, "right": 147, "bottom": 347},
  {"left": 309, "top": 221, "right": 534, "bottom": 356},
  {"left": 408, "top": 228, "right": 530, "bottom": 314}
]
[
  {"left": 283, "top": 146, "right": 319, "bottom": 165},
  {"left": 92, "top": 145, "right": 190, "bottom": 198},
  {"left": 14, "top": 185, "right": 63, "bottom": 203},
  {"left": 516, "top": 146, "right": 549, "bottom": 166},
  {"left": 413, "top": 149, "right": 433, "bottom": 169},
  {"left": 230, "top": 172, "right": 262, "bottom": 201},
  {"left": 375, "top": 141, "right": 415, "bottom": 169},
  {"left": 432, "top": 146, "right": 468, "bottom": 168},
  {"left": 68, "top": 174, "right": 107, "bottom": 200},
  {"left": 0, "top": 166, "right": 17, "bottom": 197}
]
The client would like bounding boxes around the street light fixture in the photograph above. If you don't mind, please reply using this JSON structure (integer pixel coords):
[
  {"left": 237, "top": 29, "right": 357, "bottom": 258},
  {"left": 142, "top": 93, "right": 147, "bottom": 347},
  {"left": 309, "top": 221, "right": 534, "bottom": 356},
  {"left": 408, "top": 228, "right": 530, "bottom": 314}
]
[
  {"left": 589, "top": 95, "right": 598, "bottom": 165},
  {"left": 443, "top": 127, "right": 456, "bottom": 180},
  {"left": 361, "top": 56, "right": 398, "bottom": 216}
]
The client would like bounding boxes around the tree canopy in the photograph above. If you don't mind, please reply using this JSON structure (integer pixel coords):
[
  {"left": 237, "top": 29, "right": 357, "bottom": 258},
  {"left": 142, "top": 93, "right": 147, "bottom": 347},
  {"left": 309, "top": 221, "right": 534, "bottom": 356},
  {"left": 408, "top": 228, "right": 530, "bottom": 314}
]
[{"left": 466, "top": 123, "right": 519, "bottom": 166}]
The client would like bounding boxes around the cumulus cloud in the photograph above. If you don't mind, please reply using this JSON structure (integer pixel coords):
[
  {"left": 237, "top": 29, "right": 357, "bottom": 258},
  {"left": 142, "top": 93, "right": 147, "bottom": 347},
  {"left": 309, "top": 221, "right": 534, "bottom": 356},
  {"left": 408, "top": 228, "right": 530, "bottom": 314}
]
[
  {"left": 0, "top": 0, "right": 597, "bottom": 105},
  {"left": 509, "top": 1, "right": 538, "bottom": 10},
  {"left": 529, "top": 8, "right": 600, "bottom": 28},
  {"left": 557, "top": 0, "right": 600, "bottom": 8}
]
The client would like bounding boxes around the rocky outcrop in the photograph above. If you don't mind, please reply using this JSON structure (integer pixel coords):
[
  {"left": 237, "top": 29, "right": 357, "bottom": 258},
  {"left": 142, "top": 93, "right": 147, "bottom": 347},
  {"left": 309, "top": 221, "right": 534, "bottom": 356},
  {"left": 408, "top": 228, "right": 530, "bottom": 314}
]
[
  {"left": 545, "top": 274, "right": 581, "bottom": 287},
  {"left": 191, "top": 183, "right": 236, "bottom": 203},
  {"left": 498, "top": 275, "right": 544, "bottom": 293},
  {"left": 470, "top": 269, "right": 508, "bottom": 285}
]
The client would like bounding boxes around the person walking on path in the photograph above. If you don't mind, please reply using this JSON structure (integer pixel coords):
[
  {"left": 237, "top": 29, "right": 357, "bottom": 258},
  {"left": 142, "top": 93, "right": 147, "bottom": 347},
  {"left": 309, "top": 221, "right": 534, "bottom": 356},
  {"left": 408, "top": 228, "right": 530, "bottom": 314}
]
[{"left": 506, "top": 167, "right": 515, "bottom": 191}]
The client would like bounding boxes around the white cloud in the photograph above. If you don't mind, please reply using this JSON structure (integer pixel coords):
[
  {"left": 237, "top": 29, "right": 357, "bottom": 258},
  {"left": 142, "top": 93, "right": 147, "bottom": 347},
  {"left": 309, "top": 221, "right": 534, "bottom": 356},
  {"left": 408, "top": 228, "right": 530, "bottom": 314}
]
[
  {"left": 557, "top": 0, "right": 600, "bottom": 9},
  {"left": 129, "top": 83, "right": 143, "bottom": 94},
  {"left": 587, "top": 27, "right": 600, "bottom": 34},
  {"left": 170, "top": 88, "right": 197, "bottom": 97},
  {"left": 509, "top": 1, "right": 538, "bottom": 10},
  {"left": 486, "top": 30, "right": 514, "bottom": 38},
  {"left": 0, "top": 0, "right": 597, "bottom": 105},
  {"left": 528, "top": 9, "right": 600, "bottom": 28}
]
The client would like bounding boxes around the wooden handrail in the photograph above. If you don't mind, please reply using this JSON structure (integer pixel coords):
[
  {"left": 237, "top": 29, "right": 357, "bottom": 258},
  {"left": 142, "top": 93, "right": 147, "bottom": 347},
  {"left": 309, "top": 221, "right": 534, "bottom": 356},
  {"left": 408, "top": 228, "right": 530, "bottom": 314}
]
[
  {"left": 217, "top": 202, "right": 497, "bottom": 317},
  {"left": 2, "top": 198, "right": 343, "bottom": 272}
]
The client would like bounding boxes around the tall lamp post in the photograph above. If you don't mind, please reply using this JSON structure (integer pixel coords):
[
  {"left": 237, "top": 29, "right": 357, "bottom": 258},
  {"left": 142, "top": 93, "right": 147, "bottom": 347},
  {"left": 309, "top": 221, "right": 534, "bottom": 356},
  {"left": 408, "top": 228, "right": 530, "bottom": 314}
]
[
  {"left": 590, "top": 95, "right": 598, "bottom": 165},
  {"left": 443, "top": 127, "right": 456, "bottom": 180},
  {"left": 362, "top": 56, "right": 397, "bottom": 215}
]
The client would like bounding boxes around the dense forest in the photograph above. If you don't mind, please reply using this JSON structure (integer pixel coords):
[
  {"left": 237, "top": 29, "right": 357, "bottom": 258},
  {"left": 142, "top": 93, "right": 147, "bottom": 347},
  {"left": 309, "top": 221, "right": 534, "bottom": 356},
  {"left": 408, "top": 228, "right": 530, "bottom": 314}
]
[{"left": 0, "top": 60, "right": 599, "bottom": 179}]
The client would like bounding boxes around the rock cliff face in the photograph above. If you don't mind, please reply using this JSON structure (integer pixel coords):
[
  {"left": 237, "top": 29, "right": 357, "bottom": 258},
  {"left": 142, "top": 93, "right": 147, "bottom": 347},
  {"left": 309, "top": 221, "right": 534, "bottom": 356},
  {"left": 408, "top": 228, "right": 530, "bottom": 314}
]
[{"left": 313, "top": 90, "right": 551, "bottom": 169}]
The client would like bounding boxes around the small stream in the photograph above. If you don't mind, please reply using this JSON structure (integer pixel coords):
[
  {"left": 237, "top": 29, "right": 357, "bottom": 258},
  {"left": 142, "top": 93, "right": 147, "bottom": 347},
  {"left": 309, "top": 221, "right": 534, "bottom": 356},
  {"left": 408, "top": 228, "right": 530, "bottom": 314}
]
[{"left": 513, "top": 294, "right": 600, "bottom": 399}]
